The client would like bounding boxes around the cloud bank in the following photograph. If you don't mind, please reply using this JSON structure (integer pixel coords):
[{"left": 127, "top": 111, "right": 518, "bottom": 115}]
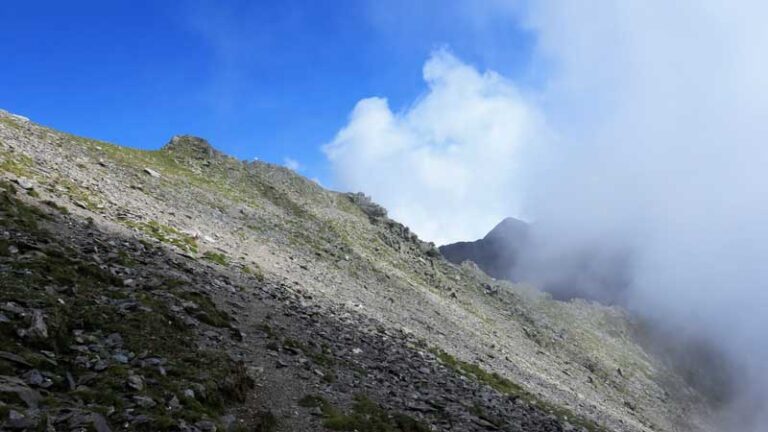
[
  {"left": 330, "top": 1, "right": 768, "bottom": 429},
  {"left": 521, "top": 2, "right": 768, "bottom": 429},
  {"left": 324, "top": 50, "right": 545, "bottom": 245}
]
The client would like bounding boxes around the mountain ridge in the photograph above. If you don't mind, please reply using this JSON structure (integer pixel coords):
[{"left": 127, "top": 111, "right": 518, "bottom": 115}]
[{"left": 0, "top": 109, "right": 714, "bottom": 431}]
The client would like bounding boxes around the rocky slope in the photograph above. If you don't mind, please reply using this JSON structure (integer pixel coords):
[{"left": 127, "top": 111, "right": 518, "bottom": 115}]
[{"left": 0, "top": 110, "right": 715, "bottom": 431}]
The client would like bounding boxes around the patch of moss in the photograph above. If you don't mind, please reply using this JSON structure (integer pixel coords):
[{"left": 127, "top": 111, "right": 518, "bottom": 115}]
[
  {"left": 430, "top": 348, "right": 608, "bottom": 432},
  {"left": 0, "top": 116, "right": 23, "bottom": 130},
  {"left": 241, "top": 263, "right": 265, "bottom": 281},
  {"left": 202, "top": 251, "right": 228, "bottom": 266},
  {"left": 43, "top": 200, "right": 69, "bottom": 214},
  {"left": 0, "top": 181, "right": 48, "bottom": 231},
  {"left": 299, "top": 394, "right": 429, "bottom": 432},
  {"left": 0, "top": 152, "right": 33, "bottom": 177},
  {"left": 115, "top": 249, "right": 136, "bottom": 267},
  {"left": 50, "top": 178, "right": 104, "bottom": 212},
  {"left": 253, "top": 411, "right": 279, "bottom": 432},
  {"left": 124, "top": 219, "right": 198, "bottom": 253},
  {"left": 431, "top": 348, "right": 523, "bottom": 395},
  {"left": 0, "top": 191, "right": 252, "bottom": 430},
  {"left": 174, "top": 290, "right": 232, "bottom": 328},
  {"left": 256, "top": 322, "right": 277, "bottom": 338}
]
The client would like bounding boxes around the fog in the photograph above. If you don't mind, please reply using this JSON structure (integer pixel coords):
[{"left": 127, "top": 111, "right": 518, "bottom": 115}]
[
  {"left": 330, "top": 1, "right": 768, "bottom": 429},
  {"left": 519, "top": 2, "right": 768, "bottom": 429}
]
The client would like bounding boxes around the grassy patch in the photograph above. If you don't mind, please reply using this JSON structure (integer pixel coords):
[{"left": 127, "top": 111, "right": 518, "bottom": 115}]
[
  {"left": 0, "top": 180, "right": 47, "bottom": 230},
  {"left": 0, "top": 116, "right": 23, "bottom": 130},
  {"left": 124, "top": 219, "right": 198, "bottom": 253},
  {"left": 430, "top": 348, "right": 608, "bottom": 432},
  {"left": 43, "top": 200, "right": 69, "bottom": 214},
  {"left": 202, "top": 251, "right": 228, "bottom": 266},
  {"left": 0, "top": 190, "right": 252, "bottom": 430},
  {"left": 254, "top": 411, "right": 279, "bottom": 432},
  {"left": 241, "top": 263, "right": 265, "bottom": 281},
  {"left": 299, "top": 394, "right": 429, "bottom": 432},
  {"left": 431, "top": 348, "right": 523, "bottom": 395},
  {"left": 174, "top": 290, "right": 232, "bottom": 328}
]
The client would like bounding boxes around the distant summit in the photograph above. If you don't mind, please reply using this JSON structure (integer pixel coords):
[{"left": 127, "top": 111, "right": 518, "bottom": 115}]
[
  {"left": 439, "top": 217, "right": 529, "bottom": 281},
  {"left": 442, "top": 217, "right": 633, "bottom": 305}
]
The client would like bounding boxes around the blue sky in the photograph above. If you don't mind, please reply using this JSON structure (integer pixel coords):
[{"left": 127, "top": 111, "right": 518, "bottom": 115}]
[{"left": 1, "top": 0, "right": 535, "bottom": 183}]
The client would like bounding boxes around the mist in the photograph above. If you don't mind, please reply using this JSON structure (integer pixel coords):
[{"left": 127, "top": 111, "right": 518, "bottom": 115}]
[
  {"left": 329, "top": 1, "right": 768, "bottom": 429},
  {"left": 518, "top": 1, "right": 768, "bottom": 429}
]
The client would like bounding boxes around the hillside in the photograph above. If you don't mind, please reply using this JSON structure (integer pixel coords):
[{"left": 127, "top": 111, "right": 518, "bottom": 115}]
[{"left": 0, "top": 110, "right": 714, "bottom": 431}]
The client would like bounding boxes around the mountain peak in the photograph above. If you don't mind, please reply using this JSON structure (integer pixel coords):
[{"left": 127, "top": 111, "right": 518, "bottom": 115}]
[
  {"left": 161, "top": 135, "right": 219, "bottom": 159},
  {"left": 484, "top": 217, "right": 529, "bottom": 242}
]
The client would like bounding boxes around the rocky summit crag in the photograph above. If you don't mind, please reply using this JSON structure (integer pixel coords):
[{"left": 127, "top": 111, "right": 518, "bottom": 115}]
[{"left": 0, "top": 109, "right": 716, "bottom": 431}]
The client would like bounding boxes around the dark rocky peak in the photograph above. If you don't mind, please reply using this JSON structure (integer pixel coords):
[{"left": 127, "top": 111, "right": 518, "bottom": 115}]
[
  {"left": 484, "top": 217, "right": 529, "bottom": 243},
  {"left": 439, "top": 217, "right": 529, "bottom": 281},
  {"left": 161, "top": 135, "right": 220, "bottom": 160}
]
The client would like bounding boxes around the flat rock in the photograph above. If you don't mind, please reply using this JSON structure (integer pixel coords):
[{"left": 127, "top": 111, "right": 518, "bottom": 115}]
[
  {"left": 143, "top": 168, "right": 161, "bottom": 178},
  {"left": 0, "top": 375, "right": 42, "bottom": 408},
  {"left": 13, "top": 178, "right": 34, "bottom": 190},
  {"left": 0, "top": 351, "right": 31, "bottom": 368}
]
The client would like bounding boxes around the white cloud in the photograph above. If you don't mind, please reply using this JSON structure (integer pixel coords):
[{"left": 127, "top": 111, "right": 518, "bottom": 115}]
[
  {"left": 335, "top": 2, "right": 768, "bottom": 427},
  {"left": 325, "top": 49, "right": 546, "bottom": 245},
  {"left": 520, "top": 2, "right": 768, "bottom": 429},
  {"left": 283, "top": 157, "right": 302, "bottom": 171}
]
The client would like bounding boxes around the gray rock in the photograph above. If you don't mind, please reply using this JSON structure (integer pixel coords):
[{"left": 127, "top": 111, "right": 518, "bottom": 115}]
[
  {"left": 0, "top": 351, "right": 32, "bottom": 368},
  {"left": 219, "top": 414, "right": 236, "bottom": 431},
  {"left": 167, "top": 395, "right": 181, "bottom": 411},
  {"left": 195, "top": 420, "right": 217, "bottom": 432},
  {"left": 112, "top": 353, "right": 129, "bottom": 364},
  {"left": 143, "top": 168, "right": 161, "bottom": 178},
  {"left": 133, "top": 395, "right": 156, "bottom": 408},
  {"left": 127, "top": 374, "right": 144, "bottom": 391},
  {"left": 6, "top": 409, "right": 35, "bottom": 430},
  {"left": 27, "top": 310, "right": 48, "bottom": 339},
  {"left": 22, "top": 369, "right": 43, "bottom": 386},
  {"left": 0, "top": 375, "right": 42, "bottom": 408},
  {"left": 105, "top": 333, "right": 123, "bottom": 348},
  {"left": 91, "top": 412, "right": 112, "bottom": 432},
  {"left": 14, "top": 178, "right": 34, "bottom": 190}
]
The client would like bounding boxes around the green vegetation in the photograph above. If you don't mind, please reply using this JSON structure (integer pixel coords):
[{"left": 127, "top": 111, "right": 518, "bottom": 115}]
[
  {"left": 0, "top": 116, "right": 23, "bottom": 130},
  {"left": 0, "top": 180, "right": 47, "bottom": 230},
  {"left": 202, "top": 250, "right": 229, "bottom": 266},
  {"left": 299, "top": 394, "right": 429, "bottom": 432},
  {"left": 124, "top": 219, "right": 198, "bottom": 253},
  {"left": 431, "top": 348, "right": 523, "bottom": 395},
  {"left": 52, "top": 178, "right": 103, "bottom": 212},
  {"left": 254, "top": 411, "right": 279, "bottom": 432},
  {"left": 0, "top": 187, "right": 252, "bottom": 430},
  {"left": 174, "top": 289, "right": 232, "bottom": 328},
  {"left": 43, "top": 200, "right": 69, "bottom": 214},
  {"left": 430, "top": 348, "right": 608, "bottom": 432},
  {"left": 241, "top": 263, "right": 265, "bottom": 281},
  {"left": 116, "top": 249, "right": 136, "bottom": 267},
  {"left": 0, "top": 152, "right": 33, "bottom": 177}
]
